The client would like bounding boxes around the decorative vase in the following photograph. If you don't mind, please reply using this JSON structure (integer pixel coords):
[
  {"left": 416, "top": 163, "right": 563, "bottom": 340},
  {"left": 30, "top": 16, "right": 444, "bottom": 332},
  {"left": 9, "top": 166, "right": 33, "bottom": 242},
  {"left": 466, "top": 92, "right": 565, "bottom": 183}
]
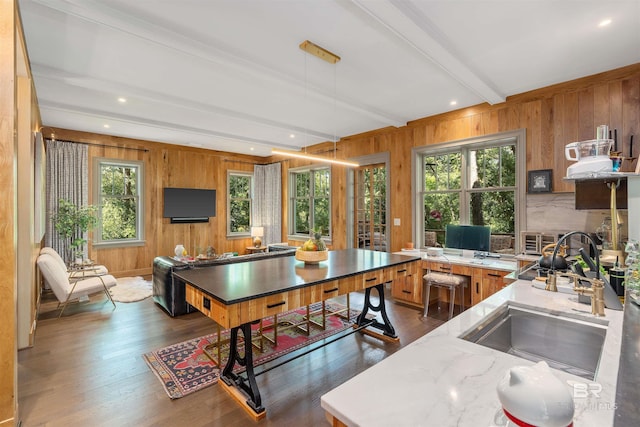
[{"left": 174, "top": 244, "right": 185, "bottom": 258}]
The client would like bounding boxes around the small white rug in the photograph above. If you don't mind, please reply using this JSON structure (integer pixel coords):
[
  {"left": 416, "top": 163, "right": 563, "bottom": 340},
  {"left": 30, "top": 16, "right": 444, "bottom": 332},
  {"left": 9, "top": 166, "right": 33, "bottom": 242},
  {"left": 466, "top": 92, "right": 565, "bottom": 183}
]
[{"left": 110, "top": 276, "right": 153, "bottom": 303}]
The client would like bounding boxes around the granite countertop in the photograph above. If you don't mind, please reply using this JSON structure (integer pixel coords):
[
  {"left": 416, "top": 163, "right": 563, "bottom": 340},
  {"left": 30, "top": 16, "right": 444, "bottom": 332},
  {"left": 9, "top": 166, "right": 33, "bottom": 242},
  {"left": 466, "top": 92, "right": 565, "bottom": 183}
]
[{"left": 321, "top": 280, "right": 624, "bottom": 427}]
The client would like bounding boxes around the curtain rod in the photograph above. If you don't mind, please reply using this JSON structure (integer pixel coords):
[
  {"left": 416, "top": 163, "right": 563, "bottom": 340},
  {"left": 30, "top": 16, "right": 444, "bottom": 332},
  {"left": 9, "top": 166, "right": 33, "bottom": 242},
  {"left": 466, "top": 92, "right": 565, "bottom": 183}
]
[
  {"left": 223, "top": 159, "right": 271, "bottom": 166},
  {"left": 45, "top": 137, "right": 149, "bottom": 153}
]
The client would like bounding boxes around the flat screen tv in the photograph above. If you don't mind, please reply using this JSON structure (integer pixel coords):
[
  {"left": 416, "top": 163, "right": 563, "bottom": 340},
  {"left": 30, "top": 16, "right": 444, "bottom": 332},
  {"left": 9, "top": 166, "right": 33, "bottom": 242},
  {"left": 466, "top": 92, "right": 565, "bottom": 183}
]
[
  {"left": 445, "top": 224, "right": 491, "bottom": 252},
  {"left": 163, "top": 188, "right": 216, "bottom": 223}
]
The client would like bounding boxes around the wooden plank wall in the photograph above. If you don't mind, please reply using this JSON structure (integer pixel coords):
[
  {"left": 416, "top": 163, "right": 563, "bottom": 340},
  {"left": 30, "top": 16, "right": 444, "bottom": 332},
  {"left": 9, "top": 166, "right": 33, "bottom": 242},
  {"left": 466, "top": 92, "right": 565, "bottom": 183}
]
[
  {"left": 47, "top": 63, "right": 639, "bottom": 274},
  {"left": 1, "top": 0, "right": 17, "bottom": 423},
  {"left": 330, "top": 63, "right": 640, "bottom": 252},
  {"left": 46, "top": 129, "right": 262, "bottom": 277}
]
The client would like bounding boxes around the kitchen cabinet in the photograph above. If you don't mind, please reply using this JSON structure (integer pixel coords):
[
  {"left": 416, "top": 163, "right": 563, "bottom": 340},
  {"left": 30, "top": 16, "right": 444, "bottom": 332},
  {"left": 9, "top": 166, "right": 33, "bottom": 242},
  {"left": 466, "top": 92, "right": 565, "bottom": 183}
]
[
  {"left": 471, "top": 268, "right": 508, "bottom": 305},
  {"left": 392, "top": 258, "right": 513, "bottom": 309},
  {"left": 390, "top": 262, "right": 422, "bottom": 306},
  {"left": 425, "top": 261, "right": 473, "bottom": 307}
]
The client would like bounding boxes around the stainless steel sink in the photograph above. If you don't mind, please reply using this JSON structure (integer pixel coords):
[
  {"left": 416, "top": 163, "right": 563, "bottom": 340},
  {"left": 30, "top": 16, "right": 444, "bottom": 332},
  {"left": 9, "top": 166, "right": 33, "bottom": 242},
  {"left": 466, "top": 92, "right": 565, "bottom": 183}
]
[{"left": 459, "top": 303, "right": 607, "bottom": 380}]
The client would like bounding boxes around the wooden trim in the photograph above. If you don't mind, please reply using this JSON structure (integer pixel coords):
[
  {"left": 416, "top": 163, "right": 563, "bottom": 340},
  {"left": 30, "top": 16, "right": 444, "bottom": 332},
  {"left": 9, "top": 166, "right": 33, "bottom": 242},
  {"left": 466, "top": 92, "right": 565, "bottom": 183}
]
[{"left": 1, "top": 0, "right": 18, "bottom": 423}]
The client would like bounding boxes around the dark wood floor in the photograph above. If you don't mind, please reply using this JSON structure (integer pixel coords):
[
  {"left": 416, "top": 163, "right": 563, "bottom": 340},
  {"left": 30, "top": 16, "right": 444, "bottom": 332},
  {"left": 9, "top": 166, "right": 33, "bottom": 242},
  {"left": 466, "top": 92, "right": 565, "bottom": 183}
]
[{"left": 18, "top": 285, "right": 459, "bottom": 426}]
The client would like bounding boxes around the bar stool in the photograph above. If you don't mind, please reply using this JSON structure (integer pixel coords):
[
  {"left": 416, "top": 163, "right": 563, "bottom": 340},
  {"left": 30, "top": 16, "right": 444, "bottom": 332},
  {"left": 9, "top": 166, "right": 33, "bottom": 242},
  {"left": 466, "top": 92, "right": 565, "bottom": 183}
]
[{"left": 422, "top": 259, "right": 468, "bottom": 320}]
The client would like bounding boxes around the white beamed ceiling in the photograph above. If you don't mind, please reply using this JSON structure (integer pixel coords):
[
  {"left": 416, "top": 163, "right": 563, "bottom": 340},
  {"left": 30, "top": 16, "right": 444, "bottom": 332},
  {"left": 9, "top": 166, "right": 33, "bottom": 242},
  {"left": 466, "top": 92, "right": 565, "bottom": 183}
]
[{"left": 19, "top": 0, "right": 640, "bottom": 156}]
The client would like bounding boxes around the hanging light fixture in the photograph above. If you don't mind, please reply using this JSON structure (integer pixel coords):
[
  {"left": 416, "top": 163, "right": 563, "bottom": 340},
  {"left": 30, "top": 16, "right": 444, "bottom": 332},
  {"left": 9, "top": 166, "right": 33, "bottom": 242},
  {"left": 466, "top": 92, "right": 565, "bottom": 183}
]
[
  {"left": 271, "top": 148, "right": 359, "bottom": 167},
  {"left": 272, "top": 40, "right": 358, "bottom": 168}
]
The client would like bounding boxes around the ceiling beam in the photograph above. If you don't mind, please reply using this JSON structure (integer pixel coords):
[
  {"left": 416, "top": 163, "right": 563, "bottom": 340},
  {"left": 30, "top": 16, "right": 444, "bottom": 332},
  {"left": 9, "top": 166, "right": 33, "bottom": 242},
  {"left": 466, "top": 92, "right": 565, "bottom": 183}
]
[
  {"left": 31, "top": 63, "right": 338, "bottom": 142},
  {"left": 33, "top": 0, "right": 406, "bottom": 128},
  {"left": 350, "top": 0, "right": 505, "bottom": 105},
  {"left": 38, "top": 99, "right": 309, "bottom": 150}
]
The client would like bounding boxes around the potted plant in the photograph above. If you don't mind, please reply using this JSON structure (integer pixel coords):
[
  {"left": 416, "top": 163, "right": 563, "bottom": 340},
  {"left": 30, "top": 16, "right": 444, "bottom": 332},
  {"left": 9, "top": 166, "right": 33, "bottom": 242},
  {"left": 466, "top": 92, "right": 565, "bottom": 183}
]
[{"left": 51, "top": 199, "right": 98, "bottom": 265}]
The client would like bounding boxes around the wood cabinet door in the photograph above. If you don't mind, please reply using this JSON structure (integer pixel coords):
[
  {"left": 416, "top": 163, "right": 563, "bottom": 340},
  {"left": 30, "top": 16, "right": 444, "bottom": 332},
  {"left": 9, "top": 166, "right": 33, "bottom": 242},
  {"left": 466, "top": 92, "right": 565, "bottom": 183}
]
[
  {"left": 482, "top": 269, "right": 506, "bottom": 298},
  {"left": 471, "top": 269, "right": 484, "bottom": 305},
  {"left": 391, "top": 272, "right": 422, "bottom": 305}
]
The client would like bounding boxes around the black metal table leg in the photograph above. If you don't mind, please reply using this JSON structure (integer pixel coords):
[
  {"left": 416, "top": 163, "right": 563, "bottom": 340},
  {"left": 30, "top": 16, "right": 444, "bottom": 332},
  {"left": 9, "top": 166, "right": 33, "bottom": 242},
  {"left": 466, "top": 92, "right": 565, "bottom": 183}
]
[
  {"left": 356, "top": 283, "right": 397, "bottom": 338},
  {"left": 220, "top": 321, "right": 264, "bottom": 414}
]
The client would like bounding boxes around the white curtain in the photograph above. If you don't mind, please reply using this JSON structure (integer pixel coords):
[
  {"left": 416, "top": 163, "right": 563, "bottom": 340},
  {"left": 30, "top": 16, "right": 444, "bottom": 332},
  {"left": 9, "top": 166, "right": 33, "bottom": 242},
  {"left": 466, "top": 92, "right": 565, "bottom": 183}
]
[
  {"left": 252, "top": 163, "right": 282, "bottom": 246},
  {"left": 45, "top": 140, "right": 89, "bottom": 263}
]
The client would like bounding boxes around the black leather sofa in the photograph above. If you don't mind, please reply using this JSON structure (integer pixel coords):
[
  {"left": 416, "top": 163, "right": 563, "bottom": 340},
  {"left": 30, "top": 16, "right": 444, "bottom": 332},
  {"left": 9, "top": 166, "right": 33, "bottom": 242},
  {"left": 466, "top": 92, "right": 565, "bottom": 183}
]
[{"left": 152, "top": 246, "right": 296, "bottom": 317}]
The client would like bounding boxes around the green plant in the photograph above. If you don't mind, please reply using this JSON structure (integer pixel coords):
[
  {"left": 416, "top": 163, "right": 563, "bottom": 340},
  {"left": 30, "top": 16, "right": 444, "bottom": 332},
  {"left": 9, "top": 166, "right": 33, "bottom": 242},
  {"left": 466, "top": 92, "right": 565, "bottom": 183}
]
[
  {"left": 574, "top": 255, "right": 607, "bottom": 276},
  {"left": 52, "top": 199, "right": 98, "bottom": 264}
]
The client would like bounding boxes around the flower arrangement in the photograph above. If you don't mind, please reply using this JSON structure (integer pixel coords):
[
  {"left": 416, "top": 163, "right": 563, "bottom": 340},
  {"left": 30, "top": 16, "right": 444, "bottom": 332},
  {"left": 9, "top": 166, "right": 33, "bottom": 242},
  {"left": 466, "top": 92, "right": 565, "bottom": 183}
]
[{"left": 427, "top": 209, "right": 443, "bottom": 229}]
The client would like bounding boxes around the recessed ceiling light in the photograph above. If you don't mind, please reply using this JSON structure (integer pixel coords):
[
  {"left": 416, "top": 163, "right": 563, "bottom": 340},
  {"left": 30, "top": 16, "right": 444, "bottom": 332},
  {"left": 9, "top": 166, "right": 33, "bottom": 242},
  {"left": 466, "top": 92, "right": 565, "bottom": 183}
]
[
  {"left": 103, "top": 124, "right": 110, "bottom": 128},
  {"left": 599, "top": 19, "right": 612, "bottom": 27},
  {"left": 118, "top": 97, "right": 127, "bottom": 103},
  {"left": 450, "top": 100, "right": 458, "bottom": 106},
  {"left": 289, "top": 134, "right": 296, "bottom": 139}
]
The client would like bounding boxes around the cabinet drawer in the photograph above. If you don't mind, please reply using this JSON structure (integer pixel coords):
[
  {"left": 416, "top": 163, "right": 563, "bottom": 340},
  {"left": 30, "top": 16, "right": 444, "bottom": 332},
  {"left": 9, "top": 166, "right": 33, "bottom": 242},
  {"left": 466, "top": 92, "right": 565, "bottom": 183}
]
[
  {"left": 361, "top": 269, "right": 384, "bottom": 288},
  {"left": 339, "top": 275, "right": 359, "bottom": 294},
  {"left": 451, "top": 264, "right": 472, "bottom": 276},
  {"left": 426, "top": 261, "right": 449, "bottom": 273},
  {"left": 391, "top": 262, "right": 415, "bottom": 279},
  {"left": 304, "top": 280, "right": 341, "bottom": 303},
  {"left": 238, "top": 289, "right": 304, "bottom": 324},
  {"left": 185, "top": 284, "right": 239, "bottom": 328}
]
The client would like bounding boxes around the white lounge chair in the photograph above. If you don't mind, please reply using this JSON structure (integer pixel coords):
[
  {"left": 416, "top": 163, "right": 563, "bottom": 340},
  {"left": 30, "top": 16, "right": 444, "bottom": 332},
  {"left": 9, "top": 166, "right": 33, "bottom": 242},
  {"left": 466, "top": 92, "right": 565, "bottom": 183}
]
[
  {"left": 37, "top": 252, "right": 117, "bottom": 317},
  {"left": 40, "top": 246, "right": 108, "bottom": 275}
]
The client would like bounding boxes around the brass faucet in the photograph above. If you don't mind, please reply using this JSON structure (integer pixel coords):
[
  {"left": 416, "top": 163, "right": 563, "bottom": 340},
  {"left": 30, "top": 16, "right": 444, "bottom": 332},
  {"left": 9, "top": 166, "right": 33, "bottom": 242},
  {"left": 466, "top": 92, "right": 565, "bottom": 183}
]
[
  {"left": 545, "top": 231, "right": 607, "bottom": 317},
  {"left": 546, "top": 271, "right": 606, "bottom": 317}
]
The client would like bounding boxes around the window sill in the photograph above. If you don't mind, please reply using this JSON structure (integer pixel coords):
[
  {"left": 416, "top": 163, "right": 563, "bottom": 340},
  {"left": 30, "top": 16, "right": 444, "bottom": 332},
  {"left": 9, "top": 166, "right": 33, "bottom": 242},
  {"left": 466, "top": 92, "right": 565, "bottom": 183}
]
[
  {"left": 93, "top": 240, "right": 146, "bottom": 249},
  {"left": 288, "top": 234, "right": 333, "bottom": 246},
  {"left": 226, "top": 234, "right": 251, "bottom": 240}
]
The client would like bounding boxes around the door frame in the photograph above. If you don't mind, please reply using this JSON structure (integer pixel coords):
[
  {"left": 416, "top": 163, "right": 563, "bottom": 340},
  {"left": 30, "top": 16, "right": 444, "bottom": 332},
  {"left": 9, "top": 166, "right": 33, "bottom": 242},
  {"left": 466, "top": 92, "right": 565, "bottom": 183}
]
[{"left": 346, "top": 152, "right": 391, "bottom": 250}]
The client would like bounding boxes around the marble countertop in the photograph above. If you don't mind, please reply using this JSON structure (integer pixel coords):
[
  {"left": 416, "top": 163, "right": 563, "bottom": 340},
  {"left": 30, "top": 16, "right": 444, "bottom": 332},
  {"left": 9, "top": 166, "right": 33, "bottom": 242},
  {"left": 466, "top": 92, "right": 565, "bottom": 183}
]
[
  {"left": 397, "top": 249, "right": 517, "bottom": 272},
  {"left": 321, "top": 280, "right": 624, "bottom": 427}
]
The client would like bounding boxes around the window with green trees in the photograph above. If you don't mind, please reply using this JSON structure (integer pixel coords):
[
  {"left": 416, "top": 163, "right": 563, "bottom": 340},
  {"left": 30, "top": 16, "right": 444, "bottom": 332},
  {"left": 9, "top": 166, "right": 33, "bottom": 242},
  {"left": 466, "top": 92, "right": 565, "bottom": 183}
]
[
  {"left": 421, "top": 139, "right": 518, "bottom": 251},
  {"left": 94, "top": 158, "right": 143, "bottom": 245},
  {"left": 227, "top": 172, "right": 252, "bottom": 235},
  {"left": 289, "top": 167, "right": 330, "bottom": 238}
]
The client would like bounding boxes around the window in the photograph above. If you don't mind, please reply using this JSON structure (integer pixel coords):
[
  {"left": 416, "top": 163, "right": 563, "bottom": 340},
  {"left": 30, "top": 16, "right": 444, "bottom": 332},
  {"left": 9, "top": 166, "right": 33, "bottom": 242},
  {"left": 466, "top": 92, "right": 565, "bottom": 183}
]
[
  {"left": 93, "top": 158, "right": 144, "bottom": 246},
  {"left": 416, "top": 131, "right": 525, "bottom": 253},
  {"left": 227, "top": 172, "right": 252, "bottom": 235},
  {"left": 289, "top": 167, "right": 331, "bottom": 238}
]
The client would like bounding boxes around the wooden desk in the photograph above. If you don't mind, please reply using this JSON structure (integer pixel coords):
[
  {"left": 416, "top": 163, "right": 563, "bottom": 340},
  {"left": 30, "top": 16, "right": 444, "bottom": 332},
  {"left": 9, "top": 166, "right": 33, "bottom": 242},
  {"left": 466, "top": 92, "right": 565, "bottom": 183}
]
[{"left": 175, "top": 249, "right": 420, "bottom": 419}]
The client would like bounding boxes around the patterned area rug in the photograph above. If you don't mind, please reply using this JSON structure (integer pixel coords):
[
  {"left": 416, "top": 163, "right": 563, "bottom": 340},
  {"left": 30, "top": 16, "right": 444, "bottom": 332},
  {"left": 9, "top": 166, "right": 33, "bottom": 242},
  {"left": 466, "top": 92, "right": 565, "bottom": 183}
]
[
  {"left": 143, "top": 301, "right": 363, "bottom": 399},
  {"left": 110, "top": 276, "right": 152, "bottom": 302}
]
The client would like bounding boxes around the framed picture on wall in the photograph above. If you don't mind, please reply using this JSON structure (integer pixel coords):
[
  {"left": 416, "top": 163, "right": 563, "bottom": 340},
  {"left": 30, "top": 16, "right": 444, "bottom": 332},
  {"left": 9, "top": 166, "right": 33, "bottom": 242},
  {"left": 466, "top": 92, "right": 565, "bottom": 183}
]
[{"left": 528, "top": 169, "right": 552, "bottom": 193}]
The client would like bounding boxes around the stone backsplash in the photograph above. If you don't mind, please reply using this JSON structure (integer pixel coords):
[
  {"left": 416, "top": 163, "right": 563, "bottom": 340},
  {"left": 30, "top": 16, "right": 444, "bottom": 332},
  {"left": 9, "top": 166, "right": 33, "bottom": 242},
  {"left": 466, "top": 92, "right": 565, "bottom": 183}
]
[{"left": 526, "top": 192, "right": 628, "bottom": 243}]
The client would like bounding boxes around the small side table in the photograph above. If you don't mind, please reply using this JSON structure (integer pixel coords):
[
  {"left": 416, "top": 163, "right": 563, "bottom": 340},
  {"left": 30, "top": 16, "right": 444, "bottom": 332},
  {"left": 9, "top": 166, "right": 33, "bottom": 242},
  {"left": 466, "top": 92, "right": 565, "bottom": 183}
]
[{"left": 246, "top": 246, "right": 267, "bottom": 254}]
